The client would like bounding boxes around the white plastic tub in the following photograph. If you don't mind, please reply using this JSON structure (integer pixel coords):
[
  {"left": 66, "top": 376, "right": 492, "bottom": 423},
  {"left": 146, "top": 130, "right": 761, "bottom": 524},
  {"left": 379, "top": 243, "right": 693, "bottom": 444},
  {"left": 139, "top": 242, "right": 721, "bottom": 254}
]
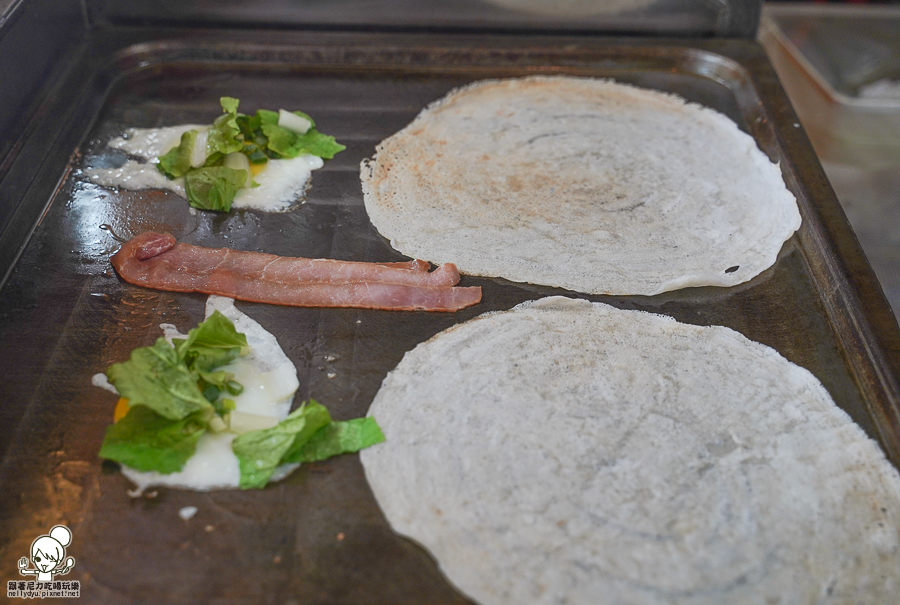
[{"left": 760, "top": 3, "right": 900, "bottom": 168}]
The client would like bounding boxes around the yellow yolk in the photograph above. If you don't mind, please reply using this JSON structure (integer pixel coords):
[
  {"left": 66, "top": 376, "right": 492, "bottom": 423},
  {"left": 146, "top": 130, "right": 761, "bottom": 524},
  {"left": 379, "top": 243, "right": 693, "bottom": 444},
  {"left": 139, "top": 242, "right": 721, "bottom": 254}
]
[
  {"left": 250, "top": 162, "right": 266, "bottom": 177},
  {"left": 114, "top": 397, "right": 130, "bottom": 422}
]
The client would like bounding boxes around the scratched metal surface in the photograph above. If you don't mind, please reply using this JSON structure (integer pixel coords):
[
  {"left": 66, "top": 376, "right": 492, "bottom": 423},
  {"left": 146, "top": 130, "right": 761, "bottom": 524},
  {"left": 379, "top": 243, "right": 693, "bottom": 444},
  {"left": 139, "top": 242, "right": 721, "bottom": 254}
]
[{"left": 0, "top": 30, "right": 898, "bottom": 603}]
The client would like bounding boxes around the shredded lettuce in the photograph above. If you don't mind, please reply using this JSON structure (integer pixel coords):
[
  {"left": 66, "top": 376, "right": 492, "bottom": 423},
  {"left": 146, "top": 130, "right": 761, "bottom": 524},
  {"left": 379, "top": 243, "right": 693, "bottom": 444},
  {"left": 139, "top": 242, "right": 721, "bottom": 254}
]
[
  {"left": 104, "top": 311, "right": 246, "bottom": 419},
  {"left": 205, "top": 96, "right": 243, "bottom": 161},
  {"left": 156, "top": 97, "right": 344, "bottom": 211}
]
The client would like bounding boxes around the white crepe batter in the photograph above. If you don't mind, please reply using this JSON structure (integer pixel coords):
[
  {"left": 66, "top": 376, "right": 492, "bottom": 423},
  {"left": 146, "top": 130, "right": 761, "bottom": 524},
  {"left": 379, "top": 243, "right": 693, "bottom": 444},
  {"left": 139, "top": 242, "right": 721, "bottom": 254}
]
[
  {"left": 361, "top": 297, "right": 900, "bottom": 604},
  {"left": 361, "top": 76, "right": 801, "bottom": 295}
]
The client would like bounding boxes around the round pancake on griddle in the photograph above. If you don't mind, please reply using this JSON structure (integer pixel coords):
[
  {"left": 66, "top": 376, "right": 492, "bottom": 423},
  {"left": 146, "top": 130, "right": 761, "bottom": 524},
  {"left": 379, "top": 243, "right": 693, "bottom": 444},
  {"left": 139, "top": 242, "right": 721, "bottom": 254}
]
[
  {"left": 361, "top": 297, "right": 900, "bottom": 605},
  {"left": 361, "top": 76, "right": 801, "bottom": 296}
]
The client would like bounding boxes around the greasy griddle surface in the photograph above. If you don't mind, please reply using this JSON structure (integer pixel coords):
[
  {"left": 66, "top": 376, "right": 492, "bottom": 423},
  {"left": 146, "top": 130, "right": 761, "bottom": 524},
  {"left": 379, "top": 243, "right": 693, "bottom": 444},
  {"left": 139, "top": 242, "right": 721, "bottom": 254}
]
[{"left": 0, "top": 33, "right": 888, "bottom": 603}]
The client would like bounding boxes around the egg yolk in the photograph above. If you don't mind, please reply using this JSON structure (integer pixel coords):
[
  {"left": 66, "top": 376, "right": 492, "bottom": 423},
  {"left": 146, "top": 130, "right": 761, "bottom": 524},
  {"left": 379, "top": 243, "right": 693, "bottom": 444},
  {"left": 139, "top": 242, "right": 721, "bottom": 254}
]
[{"left": 114, "top": 397, "right": 130, "bottom": 422}]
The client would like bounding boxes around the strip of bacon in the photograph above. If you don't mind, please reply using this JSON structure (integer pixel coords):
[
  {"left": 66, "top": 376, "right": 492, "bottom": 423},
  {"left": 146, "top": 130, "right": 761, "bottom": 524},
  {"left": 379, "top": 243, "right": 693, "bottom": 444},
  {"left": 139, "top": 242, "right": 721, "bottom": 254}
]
[
  {"left": 111, "top": 232, "right": 482, "bottom": 312},
  {"left": 378, "top": 259, "right": 430, "bottom": 272}
]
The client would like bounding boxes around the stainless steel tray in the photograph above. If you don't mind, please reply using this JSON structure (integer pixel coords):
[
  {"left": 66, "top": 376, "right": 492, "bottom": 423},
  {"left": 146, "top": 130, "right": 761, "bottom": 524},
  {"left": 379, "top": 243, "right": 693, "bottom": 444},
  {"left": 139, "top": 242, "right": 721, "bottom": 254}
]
[{"left": 0, "top": 28, "right": 898, "bottom": 603}]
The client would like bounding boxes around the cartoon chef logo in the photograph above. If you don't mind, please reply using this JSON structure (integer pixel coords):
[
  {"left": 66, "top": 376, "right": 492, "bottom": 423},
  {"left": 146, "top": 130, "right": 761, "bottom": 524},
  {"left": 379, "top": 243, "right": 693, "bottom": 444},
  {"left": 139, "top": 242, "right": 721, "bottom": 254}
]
[{"left": 18, "top": 525, "right": 75, "bottom": 582}]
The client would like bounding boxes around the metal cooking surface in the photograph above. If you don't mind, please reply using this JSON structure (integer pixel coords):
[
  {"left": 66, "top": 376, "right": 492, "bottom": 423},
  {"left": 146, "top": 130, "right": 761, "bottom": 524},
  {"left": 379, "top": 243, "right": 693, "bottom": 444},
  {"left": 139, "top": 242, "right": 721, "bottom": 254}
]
[{"left": 0, "top": 30, "right": 897, "bottom": 603}]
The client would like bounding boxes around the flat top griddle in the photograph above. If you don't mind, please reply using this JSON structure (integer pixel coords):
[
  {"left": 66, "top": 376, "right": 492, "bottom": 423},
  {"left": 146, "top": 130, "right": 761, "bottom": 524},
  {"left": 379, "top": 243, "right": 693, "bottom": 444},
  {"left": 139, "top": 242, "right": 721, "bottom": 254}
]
[{"left": 0, "top": 28, "right": 898, "bottom": 604}]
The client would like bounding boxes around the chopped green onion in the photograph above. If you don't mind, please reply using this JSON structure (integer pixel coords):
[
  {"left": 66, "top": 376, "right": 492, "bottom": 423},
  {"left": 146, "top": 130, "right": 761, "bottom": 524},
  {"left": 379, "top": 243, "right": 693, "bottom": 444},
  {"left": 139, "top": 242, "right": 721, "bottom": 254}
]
[{"left": 277, "top": 109, "right": 312, "bottom": 134}]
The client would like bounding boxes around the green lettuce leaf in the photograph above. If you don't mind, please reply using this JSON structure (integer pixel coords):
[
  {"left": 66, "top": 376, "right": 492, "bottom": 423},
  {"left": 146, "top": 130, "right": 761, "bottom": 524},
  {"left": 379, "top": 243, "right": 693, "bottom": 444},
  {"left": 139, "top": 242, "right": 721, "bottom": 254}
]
[
  {"left": 232, "top": 400, "right": 384, "bottom": 489},
  {"left": 260, "top": 122, "right": 298, "bottom": 158},
  {"left": 157, "top": 129, "right": 200, "bottom": 179},
  {"left": 106, "top": 337, "right": 213, "bottom": 420},
  {"left": 184, "top": 166, "right": 248, "bottom": 211},
  {"left": 220, "top": 96, "right": 239, "bottom": 114},
  {"left": 99, "top": 406, "right": 208, "bottom": 473},
  {"left": 261, "top": 123, "right": 345, "bottom": 160},
  {"left": 232, "top": 401, "right": 332, "bottom": 489},
  {"left": 284, "top": 417, "right": 385, "bottom": 463},
  {"left": 288, "top": 129, "right": 345, "bottom": 160},
  {"left": 174, "top": 310, "right": 248, "bottom": 372},
  {"left": 256, "top": 108, "right": 279, "bottom": 125},
  {"left": 205, "top": 97, "right": 244, "bottom": 158}
]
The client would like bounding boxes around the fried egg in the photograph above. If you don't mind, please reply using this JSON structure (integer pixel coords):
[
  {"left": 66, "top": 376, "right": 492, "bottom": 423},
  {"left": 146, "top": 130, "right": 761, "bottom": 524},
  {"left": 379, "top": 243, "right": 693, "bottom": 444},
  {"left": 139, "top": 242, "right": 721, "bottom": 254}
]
[
  {"left": 86, "top": 126, "right": 324, "bottom": 212},
  {"left": 93, "top": 295, "right": 300, "bottom": 492}
]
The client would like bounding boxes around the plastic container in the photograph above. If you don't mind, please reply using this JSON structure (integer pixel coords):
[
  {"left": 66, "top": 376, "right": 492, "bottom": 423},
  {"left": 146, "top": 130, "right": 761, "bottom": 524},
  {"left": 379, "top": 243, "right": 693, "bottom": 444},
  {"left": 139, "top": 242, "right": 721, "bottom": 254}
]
[{"left": 760, "top": 3, "right": 900, "bottom": 168}]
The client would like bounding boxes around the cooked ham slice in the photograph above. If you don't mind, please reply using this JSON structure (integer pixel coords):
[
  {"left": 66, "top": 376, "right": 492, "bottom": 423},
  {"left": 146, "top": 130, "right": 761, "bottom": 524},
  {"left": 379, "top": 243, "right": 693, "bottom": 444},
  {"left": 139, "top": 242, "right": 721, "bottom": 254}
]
[{"left": 111, "top": 232, "right": 482, "bottom": 312}]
